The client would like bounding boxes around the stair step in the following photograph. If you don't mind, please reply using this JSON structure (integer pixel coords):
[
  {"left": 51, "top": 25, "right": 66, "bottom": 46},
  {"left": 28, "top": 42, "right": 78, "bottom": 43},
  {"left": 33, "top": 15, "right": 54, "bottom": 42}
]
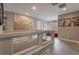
[{"left": 33, "top": 44, "right": 52, "bottom": 55}]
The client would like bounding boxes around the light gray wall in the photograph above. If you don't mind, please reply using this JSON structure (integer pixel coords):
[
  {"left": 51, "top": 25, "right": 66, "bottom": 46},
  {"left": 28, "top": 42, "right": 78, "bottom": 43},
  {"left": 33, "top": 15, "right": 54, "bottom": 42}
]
[
  {"left": 59, "top": 27, "right": 79, "bottom": 41},
  {"left": 58, "top": 11, "right": 79, "bottom": 41}
]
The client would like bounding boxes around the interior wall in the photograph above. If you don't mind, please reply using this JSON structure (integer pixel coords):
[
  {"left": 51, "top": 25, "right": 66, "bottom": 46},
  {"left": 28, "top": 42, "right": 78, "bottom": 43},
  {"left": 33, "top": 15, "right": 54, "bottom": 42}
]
[
  {"left": 14, "top": 14, "right": 33, "bottom": 31},
  {"left": 5, "top": 12, "right": 37, "bottom": 31},
  {"left": 48, "top": 21, "right": 58, "bottom": 31},
  {"left": 5, "top": 11, "right": 58, "bottom": 32},
  {"left": 58, "top": 11, "right": 79, "bottom": 41},
  {"left": 37, "top": 21, "right": 46, "bottom": 30}
]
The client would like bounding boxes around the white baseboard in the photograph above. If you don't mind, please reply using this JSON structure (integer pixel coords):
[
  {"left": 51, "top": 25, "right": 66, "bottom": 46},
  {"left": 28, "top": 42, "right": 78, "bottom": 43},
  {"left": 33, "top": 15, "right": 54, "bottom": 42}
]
[{"left": 60, "top": 38, "right": 79, "bottom": 44}]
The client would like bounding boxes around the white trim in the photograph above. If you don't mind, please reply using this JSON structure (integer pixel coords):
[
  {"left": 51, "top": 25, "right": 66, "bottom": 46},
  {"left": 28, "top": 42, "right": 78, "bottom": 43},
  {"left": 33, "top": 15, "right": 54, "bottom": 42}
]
[{"left": 60, "top": 38, "right": 79, "bottom": 44}]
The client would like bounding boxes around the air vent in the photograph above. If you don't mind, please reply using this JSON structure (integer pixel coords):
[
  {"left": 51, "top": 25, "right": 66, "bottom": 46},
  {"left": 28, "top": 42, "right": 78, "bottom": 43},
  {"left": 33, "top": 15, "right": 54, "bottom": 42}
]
[
  {"left": 51, "top": 3, "right": 59, "bottom": 6},
  {"left": 59, "top": 3, "right": 66, "bottom": 8}
]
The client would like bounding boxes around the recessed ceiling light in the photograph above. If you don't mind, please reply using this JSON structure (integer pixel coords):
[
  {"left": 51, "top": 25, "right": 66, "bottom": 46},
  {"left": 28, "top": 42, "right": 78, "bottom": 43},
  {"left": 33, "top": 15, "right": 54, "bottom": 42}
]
[
  {"left": 62, "top": 7, "right": 66, "bottom": 11},
  {"left": 48, "top": 17, "right": 51, "bottom": 19},
  {"left": 25, "top": 13, "right": 29, "bottom": 15},
  {"left": 32, "top": 6, "right": 36, "bottom": 10}
]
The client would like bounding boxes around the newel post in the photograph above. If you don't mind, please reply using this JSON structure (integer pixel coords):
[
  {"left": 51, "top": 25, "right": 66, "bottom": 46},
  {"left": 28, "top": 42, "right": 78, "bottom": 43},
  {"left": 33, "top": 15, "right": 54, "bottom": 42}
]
[{"left": 37, "top": 32, "right": 43, "bottom": 47}]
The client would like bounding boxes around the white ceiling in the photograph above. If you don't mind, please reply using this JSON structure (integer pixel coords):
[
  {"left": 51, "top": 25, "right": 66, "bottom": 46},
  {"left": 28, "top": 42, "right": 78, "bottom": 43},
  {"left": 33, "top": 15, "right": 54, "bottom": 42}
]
[{"left": 3, "top": 3, "right": 79, "bottom": 21}]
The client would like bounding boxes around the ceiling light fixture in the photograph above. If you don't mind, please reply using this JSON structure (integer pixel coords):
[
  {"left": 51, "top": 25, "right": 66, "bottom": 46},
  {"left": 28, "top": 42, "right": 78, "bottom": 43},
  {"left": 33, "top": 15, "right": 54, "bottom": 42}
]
[
  {"left": 32, "top": 6, "right": 36, "bottom": 10},
  {"left": 48, "top": 17, "right": 51, "bottom": 19},
  {"left": 62, "top": 7, "right": 66, "bottom": 11},
  {"left": 25, "top": 13, "right": 29, "bottom": 15}
]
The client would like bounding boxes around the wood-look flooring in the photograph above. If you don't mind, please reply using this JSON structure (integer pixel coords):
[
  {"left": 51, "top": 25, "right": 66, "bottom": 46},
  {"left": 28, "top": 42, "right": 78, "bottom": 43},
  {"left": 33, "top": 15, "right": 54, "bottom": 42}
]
[
  {"left": 33, "top": 38, "right": 79, "bottom": 55},
  {"left": 52, "top": 38, "right": 79, "bottom": 55}
]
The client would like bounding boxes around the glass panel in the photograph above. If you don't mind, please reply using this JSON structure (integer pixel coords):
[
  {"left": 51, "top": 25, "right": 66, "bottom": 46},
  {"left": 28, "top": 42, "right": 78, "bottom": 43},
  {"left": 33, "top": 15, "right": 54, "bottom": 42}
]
[{"left": 13, "top": 35, "right": 38, "bottom": 54}]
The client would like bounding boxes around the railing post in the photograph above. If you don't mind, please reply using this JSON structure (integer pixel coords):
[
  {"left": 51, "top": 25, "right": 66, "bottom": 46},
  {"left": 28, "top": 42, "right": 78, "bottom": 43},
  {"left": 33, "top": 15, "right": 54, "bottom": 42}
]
[
  {"left": 37, "top": 32, "right": 43, "bottom": 47},
  {"left": 50, "top": 31, "right": 55, "bottom": 54},
  {"left": 28, "top": 34, "right": 32, "bottom": 40},
  {"left": 51, "top": 31, "right": 55, "bottom": 42}
]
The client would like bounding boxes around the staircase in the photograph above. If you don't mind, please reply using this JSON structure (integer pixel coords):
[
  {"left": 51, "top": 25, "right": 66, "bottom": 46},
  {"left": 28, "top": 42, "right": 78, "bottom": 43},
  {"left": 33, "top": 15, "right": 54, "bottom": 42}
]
[{"left": 33, "top": 44, "right": 53, "bottom": 55}]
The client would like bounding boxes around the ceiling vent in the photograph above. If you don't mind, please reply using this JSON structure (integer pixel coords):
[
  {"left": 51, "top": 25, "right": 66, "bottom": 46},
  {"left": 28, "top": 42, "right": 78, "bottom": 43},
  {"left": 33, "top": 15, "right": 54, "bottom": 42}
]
[
  {"left": 51, "top": 3, "right": 59, "bottom": 6},
  {"left": 51, "top": 3, "right": 66, "bottom": 9},
  {"left": 59, "top": 3, "right": 66, "bottom": 8}
]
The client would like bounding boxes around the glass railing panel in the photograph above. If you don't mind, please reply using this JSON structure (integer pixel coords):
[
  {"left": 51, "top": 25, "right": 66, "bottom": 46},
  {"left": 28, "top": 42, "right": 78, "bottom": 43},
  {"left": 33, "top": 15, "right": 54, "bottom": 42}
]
[{"left": 13, "top": 34, "right": 38, "bottom": 54}]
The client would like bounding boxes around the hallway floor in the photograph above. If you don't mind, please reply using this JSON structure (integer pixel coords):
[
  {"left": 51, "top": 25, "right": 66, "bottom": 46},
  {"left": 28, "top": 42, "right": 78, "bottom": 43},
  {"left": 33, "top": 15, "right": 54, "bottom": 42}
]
[
  {"left": 52, "top": 38, "right": 79, "bottom": 55},
  {"left": 33, "top": 38, "right": 79, "bottom": 55}
]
